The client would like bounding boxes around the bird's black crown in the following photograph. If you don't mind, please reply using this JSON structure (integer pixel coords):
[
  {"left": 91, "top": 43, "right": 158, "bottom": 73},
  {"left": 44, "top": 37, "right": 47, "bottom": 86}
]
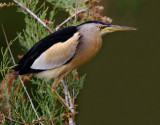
[{"left": 78, "top": 20, "right": 111, "bottom": 26}]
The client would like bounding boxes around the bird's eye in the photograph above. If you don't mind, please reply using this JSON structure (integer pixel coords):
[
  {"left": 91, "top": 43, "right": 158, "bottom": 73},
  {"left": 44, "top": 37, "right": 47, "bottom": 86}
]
[{"left": 99, "top": 25, "right": 108, "bottom": 30}]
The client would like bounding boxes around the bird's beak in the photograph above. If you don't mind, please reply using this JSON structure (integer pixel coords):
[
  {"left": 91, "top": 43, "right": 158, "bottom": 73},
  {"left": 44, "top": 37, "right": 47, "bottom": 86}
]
[{"left": 102, "top": 25, "right": 136, "bottom": 33}]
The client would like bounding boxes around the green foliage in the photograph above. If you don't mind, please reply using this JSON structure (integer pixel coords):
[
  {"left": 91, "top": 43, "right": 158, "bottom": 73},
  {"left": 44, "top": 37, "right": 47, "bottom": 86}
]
[
  {"left": 18, "top": 0, "right": 52, "bottom": 50},
  {"left": 47, "top": 0, "right": 86, "bottom": 11},
  {"left": 0, "top": 0, "right": 87, "bottom": 124}
]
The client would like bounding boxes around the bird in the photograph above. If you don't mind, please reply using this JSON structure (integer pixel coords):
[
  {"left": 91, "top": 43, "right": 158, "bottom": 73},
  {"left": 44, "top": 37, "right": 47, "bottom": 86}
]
[{"left": 13, "top": 20, "right": 135, "bottom": 104}]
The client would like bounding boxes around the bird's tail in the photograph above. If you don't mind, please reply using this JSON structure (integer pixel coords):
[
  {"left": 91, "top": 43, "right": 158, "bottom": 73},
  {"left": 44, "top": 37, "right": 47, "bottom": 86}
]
[{"left": 12, "top": 64, "right": 20, "bottom": 75}]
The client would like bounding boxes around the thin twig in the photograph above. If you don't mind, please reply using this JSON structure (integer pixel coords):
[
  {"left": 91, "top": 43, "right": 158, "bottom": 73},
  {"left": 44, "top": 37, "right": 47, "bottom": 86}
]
[
  {"left": 2, "top": 25, "right": 16, "bottom": 64},
  {"left": 74, "top": 0, "right": 78, "bottom": 21},
  {"left": 4, "top": 115, "right": 24, "bottom": 125},
  {"left": 13, "top": 0, "right": 53, "bottom": 33},
  {"left": 2, "top": 26, "right": 42, "bottom": 124},
  {"left": 56, "top": 8, "right": 88, "bottom": 31},
  {"left": 13, "top": 109, "right": 27, "bottom": 124},
  {"left": 46, "top": 106, "right": 54, "bottom": 125}
]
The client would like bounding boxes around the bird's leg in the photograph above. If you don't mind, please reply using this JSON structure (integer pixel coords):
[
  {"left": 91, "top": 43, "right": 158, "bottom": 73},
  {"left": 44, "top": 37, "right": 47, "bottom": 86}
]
[
  {"left": 51, "top": 75, "right": 71, "bottom": 113},
  {"left": 52, "top": 75, "right": 63, "bottom": 89}
]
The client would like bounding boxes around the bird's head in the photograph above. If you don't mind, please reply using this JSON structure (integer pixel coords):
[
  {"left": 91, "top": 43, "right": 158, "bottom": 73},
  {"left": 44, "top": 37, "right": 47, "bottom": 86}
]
[{"left": 78, "top": 20, "right": 136, "bottom": 36}]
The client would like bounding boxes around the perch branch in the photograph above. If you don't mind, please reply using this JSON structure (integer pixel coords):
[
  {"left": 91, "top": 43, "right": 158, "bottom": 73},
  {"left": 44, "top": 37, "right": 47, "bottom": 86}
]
[
  {"left": 62, "top": 79, "right": 75, "bottom": 125},
  {"left": 2, "top": 26, "right": 42, "bottom": 124},
  {"left": 56, "top": 8, "right": 88, "bottom": 31},
  {"left": 68, "top": 89, "right": 75, "bottom": 118},
  {"left": 13, "top": 0, "right": 53, "bottom": 33}
]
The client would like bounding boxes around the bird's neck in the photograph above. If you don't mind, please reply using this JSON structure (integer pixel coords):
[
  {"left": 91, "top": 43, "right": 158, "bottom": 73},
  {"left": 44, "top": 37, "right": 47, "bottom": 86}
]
[{"left": 76, "top": 33, "right": 102, "bottom": 61}]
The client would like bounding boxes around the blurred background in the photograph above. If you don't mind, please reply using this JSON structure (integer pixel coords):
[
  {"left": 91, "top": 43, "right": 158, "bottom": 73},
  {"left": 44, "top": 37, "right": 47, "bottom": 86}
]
[{"left": 1, "top": 0, "right": 160, "bottom": 125}]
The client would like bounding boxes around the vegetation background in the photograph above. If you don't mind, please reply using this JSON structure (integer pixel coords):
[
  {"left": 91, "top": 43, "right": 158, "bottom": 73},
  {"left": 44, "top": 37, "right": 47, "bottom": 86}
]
[{"left": 1, "top": 0, "right": 160, "bottom": 125}]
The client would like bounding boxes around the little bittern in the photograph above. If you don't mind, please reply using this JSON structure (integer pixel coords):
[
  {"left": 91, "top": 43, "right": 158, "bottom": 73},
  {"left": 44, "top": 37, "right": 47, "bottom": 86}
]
[{"left": 13, "top": 20, "right": 135, "bottom": 107}]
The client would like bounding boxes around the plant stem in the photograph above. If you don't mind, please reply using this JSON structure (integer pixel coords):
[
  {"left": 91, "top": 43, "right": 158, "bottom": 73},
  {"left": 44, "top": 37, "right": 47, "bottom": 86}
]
[
  {"left": 4, "top": 115, "right": 24, "bottom": 125},
  {"left": 13, "top": 0, "right": 53, "bottom": 33},
  {"left": 56, "top": 8, "right": 88, "bottom": 31},
  {"left": 2, "top": 26, "right": 42, "bottom": 124}
]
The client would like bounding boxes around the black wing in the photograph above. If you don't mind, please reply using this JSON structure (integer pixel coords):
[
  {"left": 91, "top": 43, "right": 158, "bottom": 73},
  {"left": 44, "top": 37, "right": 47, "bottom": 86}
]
[{"left": 13, "top": 26, "right": 78, "bottom": 75}]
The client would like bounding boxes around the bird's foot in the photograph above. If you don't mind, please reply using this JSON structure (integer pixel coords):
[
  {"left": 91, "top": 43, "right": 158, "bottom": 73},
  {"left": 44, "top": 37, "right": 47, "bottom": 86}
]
[
  {"left": 66, "top": 111, "right": 75, "bottom": 122},
  {"left": 51, "top": 88, "right": 71, "bottom": 112}
]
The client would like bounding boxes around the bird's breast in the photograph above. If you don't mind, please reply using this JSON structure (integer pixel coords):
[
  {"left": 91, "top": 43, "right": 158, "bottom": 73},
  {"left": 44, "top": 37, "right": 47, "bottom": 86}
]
[{"left": 69, "top": 35, "right": 102, "bottom": 68}]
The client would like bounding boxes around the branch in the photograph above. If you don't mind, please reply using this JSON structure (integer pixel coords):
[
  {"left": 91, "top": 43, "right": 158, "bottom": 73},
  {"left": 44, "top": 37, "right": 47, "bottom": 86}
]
[
  {"left": 4, "top": 115, "right": 24, "bottom": 125},
  {"left": 56, "top": 8, "right": 88, "bottom": 31},
  {"left": 62, "top": 79, "right": 75, "bottom": 125},
  {"left": 2, "top": 26, "right": 42, "bottom": 124},
  {"left": 13, "top": 0, "right": 53, "bottom": 33},
  {"left": 68, "top": 89, "right": 75, "bottom": 122}
]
